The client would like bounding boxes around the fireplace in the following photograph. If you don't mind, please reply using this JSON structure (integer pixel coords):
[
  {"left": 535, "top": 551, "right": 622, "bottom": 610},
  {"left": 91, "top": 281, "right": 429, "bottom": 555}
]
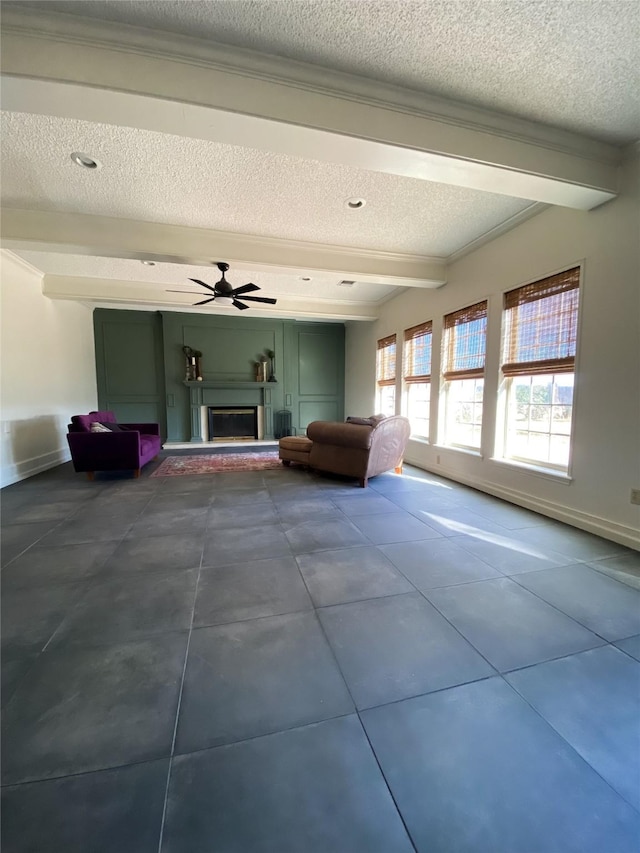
[{"left": 207, "top": 406, "right": 258, "bottom": 441}]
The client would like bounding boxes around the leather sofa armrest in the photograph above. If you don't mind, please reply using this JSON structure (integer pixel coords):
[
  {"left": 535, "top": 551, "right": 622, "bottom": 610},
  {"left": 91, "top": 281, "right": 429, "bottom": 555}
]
[{"left": 307, "top": 421, "right": 373, "bottom": 449}]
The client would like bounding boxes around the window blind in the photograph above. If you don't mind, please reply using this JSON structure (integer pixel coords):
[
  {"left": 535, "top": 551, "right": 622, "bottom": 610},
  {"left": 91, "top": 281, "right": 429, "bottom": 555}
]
[
  {"left": 502, "top": 267, "right": 580, "bottom": 376},
  {"left": 442, "top": 301, "right": 488, "bottom": 380},
  {"left": 404, "top": 321, "right": 432, "bottom": 383},
  {"left": 376, "top": 334, "right": 396, "bottom": 386}
]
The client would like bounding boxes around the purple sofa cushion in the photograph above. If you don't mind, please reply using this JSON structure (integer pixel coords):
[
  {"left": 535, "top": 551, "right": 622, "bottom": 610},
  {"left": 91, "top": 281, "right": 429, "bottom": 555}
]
[{"left": 73, "top": 410, "right": 118, "bottom": 432}]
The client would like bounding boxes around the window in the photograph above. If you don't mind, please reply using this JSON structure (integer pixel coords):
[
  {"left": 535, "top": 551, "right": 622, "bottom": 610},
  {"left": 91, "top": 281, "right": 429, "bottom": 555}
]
[
  {"left": 403, "top": 321, "right": 432, "bottom": 438},
  {"left": 499, "top": 267, "right": 580, "bottom": 471},
  {"left": 376, "top": 334, "right": 396, "bottom": 416},
  {"left": 441, "top": 301, "right": 488, "bottom": 450}
]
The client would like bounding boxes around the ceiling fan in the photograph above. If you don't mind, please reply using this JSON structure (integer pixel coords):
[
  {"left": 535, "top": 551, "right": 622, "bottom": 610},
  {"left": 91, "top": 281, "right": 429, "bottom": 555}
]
[{"left": 167, "top": 262, "right": 277, "bottom": 311}]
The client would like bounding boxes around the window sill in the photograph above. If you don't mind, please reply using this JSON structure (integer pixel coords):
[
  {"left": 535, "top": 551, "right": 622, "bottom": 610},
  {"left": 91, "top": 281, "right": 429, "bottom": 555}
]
[
  {"left": 490, "top": 457, "right": 572, "bottom": 484},
  {"left": 409, "top": 436, "right": 430, "bottom": 446}
]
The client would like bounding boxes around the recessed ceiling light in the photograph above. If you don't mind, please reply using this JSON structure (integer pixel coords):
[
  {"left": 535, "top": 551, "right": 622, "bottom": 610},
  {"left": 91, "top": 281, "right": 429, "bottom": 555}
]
[
  {"left": 300, "top": 276, "right": 312, "bottom": 281},
  {"left": 70, "top": 151, "right": 102, "bottom": 170},
  {"left": 345, "top": 198, "right": 366, "bottom": 210},
  {"left": 141, "top": 260, "right": 156, "bottom": 266}
]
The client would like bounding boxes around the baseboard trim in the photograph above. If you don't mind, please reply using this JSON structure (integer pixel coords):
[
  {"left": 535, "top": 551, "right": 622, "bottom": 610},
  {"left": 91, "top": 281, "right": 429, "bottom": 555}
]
[
  {"left": 404, "top": 457, "right": 640, "bottom": 551},
  {"left": 1, "top": 447, "right": 71, "bottom": 488}
]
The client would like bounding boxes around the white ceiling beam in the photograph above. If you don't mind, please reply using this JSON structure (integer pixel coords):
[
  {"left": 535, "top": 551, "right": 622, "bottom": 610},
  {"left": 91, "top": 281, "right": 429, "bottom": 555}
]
[
  {"left": 42, "top": 275, "right": 379, "bottom": 322},
  {"left": 1, "top": 22, "right": 619, "bottom": 210},
  {"left": 2, "top": 209, "right": 446, "bottom": 288}
]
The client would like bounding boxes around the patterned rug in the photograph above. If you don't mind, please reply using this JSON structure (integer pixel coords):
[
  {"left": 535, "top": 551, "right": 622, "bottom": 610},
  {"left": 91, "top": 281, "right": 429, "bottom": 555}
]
[{"left": 150, "top": 451, "right": 282, "bottom": 477}]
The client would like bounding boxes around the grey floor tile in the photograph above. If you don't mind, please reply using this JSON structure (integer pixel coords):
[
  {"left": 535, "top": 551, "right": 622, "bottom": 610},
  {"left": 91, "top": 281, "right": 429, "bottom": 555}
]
[
  {"left": 426, "top": 577, "right": 603, "bottom": 671},
  {"left": 515, "top": 564, "right": 640, "bottom": 641},
  {"left": 297, "top": 545, "right": 413, "bottom": 607},
  {"left": 175, "top": 611, "right": 353, "bottom": 753},
  {"left": 1, "top": 522, "right": 60, "bottom": 566},
  {"left": 516, "top": 522, "right": 629, "bottom": 562},
  {"left": 318, "top": 593, "right": 494, "bottom": 709},
  {"left": 5, "top": 500, "right": 81, "bottom": 524},
  {"left": 211, "top": 487, "right": 272, "bottom": 506},
  {"left": 207, "top": 503, "right": 280, "bottom": 530},
  {"left": 406, "top": 507, "right": 509, "bottom": 539},
  {"left": 202, "top": 524, "right": 292, "bottom": 567},
  {"left": 195, "top": 556, "right": 312, "bottom": 625},
  {"left": 453, "top": 530, "right": 576, "bottom": 574},
  {"left": 615, "top": 634, "right": 640, "bottom": 661},
  {"left": 38, "top": 517, "right": 131, "bottom": 547},
  {"left": 362, "top": 677, "right": 640, "bottom": 853},
  {"left": 1, "top": 582, "right": 90, "bottom": 658},
  {"left": 163, "top": 716, "right": 413, "bottom": 853},
  {"left": 2, "top": 634, "right": 187, "bottom": 784},
  {"left": 1, "top": 541, "right": 119, "bottom": 590},
  {"left": 129, "top": 507, "right": 209, "bottom": 538},
  {"left": 1, "top": 653, "right": 37, "bottom": 709},
  {"left": 106, "top": 532, "right": 204, "bottom": 575},
  {"left": 381, "top": 538, "right": 502, "bottom": 590},
  {"left": 274, "top": 498, "right": 342, "bottom": 524},
  {"left": 52, "top": 569, "right": 198, "bottom": 645},
  {"left": 350, "top": 511, "right": 442, "bottom": 545},
  {"left": 506, "top": 646, "right": 640, "bottom": 811},
  {"left": 466, "top": 501, "right": 549, "bottom": 530},
  {"left": 146, "top": 491, "right": 214, "bottom": 512},
  {"left": 332, "top": 493, "right": 402, "bottom": 516},
  {"left": 284, "top": 517, "right": 368, "bottom": 554},
  {"left": 587, "top": 553, "right": 640, "bottom": 590},
  {"left": 1, "top": 758, "right": 168, "bottom": 853}
]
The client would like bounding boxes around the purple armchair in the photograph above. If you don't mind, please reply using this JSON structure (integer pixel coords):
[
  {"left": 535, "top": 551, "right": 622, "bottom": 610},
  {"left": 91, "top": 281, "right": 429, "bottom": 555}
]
[{"left": 67, "top": 410, "right": 162, "bottom": 480}]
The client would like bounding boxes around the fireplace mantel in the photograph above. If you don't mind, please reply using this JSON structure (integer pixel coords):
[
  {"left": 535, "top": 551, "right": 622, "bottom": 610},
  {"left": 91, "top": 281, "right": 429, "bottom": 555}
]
[{"left": 184, "top": 381, "right": 276, "bottom": 441}]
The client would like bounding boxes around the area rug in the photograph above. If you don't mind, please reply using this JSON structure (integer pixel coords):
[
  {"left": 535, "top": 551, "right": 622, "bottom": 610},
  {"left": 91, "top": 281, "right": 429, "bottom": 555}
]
[{"left": 151, "top": 451, "right": 282, "bottom": 477}]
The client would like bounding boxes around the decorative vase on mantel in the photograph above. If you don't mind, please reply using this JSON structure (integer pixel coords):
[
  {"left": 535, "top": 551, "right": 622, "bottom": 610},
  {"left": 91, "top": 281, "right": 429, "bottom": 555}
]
[{"left": 267, "top": 350, "right": 277, "bottom": 382}]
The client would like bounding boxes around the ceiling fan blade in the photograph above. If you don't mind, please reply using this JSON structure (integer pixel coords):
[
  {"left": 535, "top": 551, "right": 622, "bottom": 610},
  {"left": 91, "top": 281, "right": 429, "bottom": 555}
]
[
  {"left": 236, "top": 295, "right": 278, "bottom": 305},
  {"left": 194, "top": 296, "right": 217, "bottom": 306},
  {"left": 166, "top": 289, "right": 206, "bottom": 294},
  {"left": 188, "top": 278, "right": 217, "bottom": 294},
  {"left": 232, "top": 299, "right": 250, "bottom": 310},
  {"left": 232, "top": 283, "right": 260, "bottom": 296}
]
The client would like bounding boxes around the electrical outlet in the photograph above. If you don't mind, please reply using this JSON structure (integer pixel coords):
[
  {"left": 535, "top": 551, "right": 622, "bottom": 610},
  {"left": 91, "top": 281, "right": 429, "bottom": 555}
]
[
  {"left": 631, "top": 489, "right": 640, "bottom": 505},
  {"left": 436, "top": 455, "right": 441, "bottom": 465}
]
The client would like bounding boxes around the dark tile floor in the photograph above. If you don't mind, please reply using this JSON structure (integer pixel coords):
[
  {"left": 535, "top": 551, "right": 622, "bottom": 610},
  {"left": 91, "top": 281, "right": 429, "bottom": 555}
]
[{"left": 2, "top": 457, "right": 640, "bottom": 852}]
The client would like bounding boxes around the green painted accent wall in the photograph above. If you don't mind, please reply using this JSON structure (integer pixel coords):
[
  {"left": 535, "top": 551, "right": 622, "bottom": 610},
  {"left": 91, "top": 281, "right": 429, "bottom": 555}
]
[
  {"left": 94, "top": 309, "right": 345, "bottom": 442},
  {"left": 94, "top": 310, "right": 167, "bottom": 437}
]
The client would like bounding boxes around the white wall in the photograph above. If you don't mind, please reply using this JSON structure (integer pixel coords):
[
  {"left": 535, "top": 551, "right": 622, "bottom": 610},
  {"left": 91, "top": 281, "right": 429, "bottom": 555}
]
[
  {"left": 345, "top": 153, "right": 640, "bottom": 548},
  {"left": 0, "top": 251, "right": 98, "bottom": 486}
]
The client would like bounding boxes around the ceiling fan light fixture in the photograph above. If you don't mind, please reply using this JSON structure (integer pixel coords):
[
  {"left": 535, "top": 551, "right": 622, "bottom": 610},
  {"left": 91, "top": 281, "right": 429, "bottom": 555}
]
[{"left": 215, "top": 296, "right": 234, "bottom": 306}]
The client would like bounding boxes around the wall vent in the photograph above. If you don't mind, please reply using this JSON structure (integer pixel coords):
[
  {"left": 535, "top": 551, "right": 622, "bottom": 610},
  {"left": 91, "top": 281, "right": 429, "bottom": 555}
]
[{"left": 338, "top": 280, "right": 356, "bottom": 287}]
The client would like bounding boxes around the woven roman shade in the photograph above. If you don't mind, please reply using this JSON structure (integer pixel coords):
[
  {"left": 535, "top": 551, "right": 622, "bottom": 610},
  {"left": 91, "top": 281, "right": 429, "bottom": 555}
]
[
  {"left": 376, "top": 334, "right": 396, "bottom": 386},
  {"left": 502, "top": 267, "right": 580, "bottom": 376},
  {"left": 404, "top": 321, "right": 432, "bottom": 383},
  {"left": 442, "top": 301, "right": 488, "bottom": 381}
]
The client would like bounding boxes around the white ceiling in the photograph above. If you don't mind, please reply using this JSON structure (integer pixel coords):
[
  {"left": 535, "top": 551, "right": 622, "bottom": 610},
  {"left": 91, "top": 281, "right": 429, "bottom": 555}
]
[{"left": 1, "top": 0, "right": 638, "bottom": 321}]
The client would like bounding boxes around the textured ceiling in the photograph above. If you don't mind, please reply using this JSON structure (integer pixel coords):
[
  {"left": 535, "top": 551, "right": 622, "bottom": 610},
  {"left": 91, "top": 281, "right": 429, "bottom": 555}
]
[
  {"left": 2, "top": 0, "right": 637, "bottom": 320},
  {"left": 10, "top": 0, "right": 640, "bottom": 145},
  {"left": 0, "top": 112, "right": 533, "bottom": 257}
]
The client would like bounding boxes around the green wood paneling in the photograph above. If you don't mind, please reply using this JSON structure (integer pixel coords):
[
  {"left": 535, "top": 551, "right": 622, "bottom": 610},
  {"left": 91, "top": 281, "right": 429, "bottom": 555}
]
[
  {"left": 94, "top": 310, "right": 166, "bottom": 437},
  {"left": 94, "top": 309, "right": 345, "bottom": 442}
]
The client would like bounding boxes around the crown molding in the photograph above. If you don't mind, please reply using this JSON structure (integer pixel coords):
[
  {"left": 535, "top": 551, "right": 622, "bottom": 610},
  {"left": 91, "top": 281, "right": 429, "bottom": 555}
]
[
  {"left": 0, "top": 248, "right": 45, "bottom": 279},
  {"left": 0, "top": 6, "right": 621, "bottom": 165},
  {"left": 447, "top": 202, "right": 548, "bottom": 264}
]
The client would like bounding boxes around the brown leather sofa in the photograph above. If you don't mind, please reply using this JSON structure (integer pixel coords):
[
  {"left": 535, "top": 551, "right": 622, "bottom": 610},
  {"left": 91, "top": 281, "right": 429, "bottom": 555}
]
[{"left": 306, "top": 415, "right": 411, "bottom": 487}]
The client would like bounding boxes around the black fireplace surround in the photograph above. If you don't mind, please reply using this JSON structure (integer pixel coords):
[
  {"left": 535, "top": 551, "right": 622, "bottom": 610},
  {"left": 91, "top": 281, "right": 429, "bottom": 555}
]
[{"left": 207, "top": 406, "right": 258, "bottom": 441}]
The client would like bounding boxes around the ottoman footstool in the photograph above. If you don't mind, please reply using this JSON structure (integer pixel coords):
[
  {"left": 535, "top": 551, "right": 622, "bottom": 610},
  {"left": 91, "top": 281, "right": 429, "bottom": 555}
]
[{"left": 278, "top": 436, "right": 313, "bottom": 467}]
